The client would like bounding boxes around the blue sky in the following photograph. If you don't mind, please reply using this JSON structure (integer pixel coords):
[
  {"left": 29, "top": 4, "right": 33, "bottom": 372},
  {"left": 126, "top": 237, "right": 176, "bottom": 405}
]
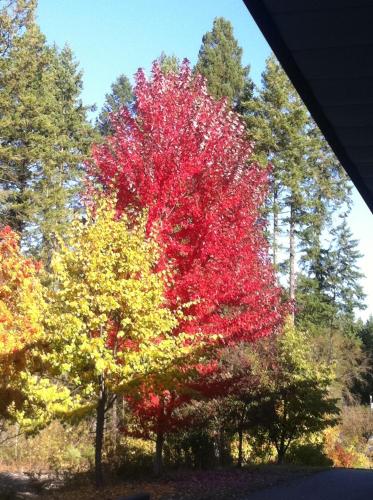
[{"left": 37, "top": 0, "right": 372, "bottom": 319}]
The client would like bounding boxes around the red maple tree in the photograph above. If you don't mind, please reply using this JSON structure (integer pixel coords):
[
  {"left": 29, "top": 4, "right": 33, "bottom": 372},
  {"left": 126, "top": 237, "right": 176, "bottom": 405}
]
[
  {"left": 90, "top": 61, "right": 285, "bottom": 471},
  {"left": 125, "top": 378, "right": 192, "bottom": 475},
  {"left": 91, "top": 60, "right": 283, "bottom": 344}
]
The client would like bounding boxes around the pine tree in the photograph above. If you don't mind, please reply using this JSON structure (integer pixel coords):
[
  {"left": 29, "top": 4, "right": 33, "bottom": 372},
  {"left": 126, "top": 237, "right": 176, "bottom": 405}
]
[
  {"left": 296, "top": 212, "right": 367, "bottom": 403},
  {"left": 0, "top": 5, "right": 92, "bottom": 258},
  {"left": 328, "top": 217, "right": 366, "bottom": 318},
  {"left": 354, "top": 317, "right": 373, "bottom": 402},
  {"left": 297, "top": 215, "right": 366, "bottom": 331},
  {"left": 0, "top": 0, "right": 35, "bottom": 56},
  {"left": 250, "top": 55, "right": 310, "bottom": 297},
  {"left": 156, "top": 51, "right": 180, "bottom": 75},
  {"left": 195, "top": 17, "right": 250, "bottom": 106},
  {"left": 96, "top": 74, "right": 133, "bottom": 135},
  {"left": 240, "top": 55, "right": 350, "bottom": 304}
]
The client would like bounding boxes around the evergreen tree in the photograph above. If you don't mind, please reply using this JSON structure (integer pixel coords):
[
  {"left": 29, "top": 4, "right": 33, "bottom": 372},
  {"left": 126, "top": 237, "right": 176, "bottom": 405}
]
[
  {"left": 0, "top": 4, "right": 93, "bottom": 258},
  {"left": 326, "top": 217, "right": 366, "bottom": 319},
  {"left": 297, "top": 215, "right": 366, "bottom": 335},
  {"left": 240, "top": 56, "right": 351, "bottom": 304},
  {"left": 247, "top": 55, "right": 310, "bottom": 296},
  {"left": 156, "top": 51, "right": 180, "bottom": 75},
  {"left": 195, "top": 17, "right": 250, "bottom": 106},
  {"left": 297, "top": 212, "right": 367, "bottom": 404},
  {"left": 0, "top": 0, "right": 35, "bottom": 56},
  {"left": 353, "top": 317, "right": 373, "bottom": 403},
  {"left": 96, "top": 74, "right": 133, "bottom": 135}
]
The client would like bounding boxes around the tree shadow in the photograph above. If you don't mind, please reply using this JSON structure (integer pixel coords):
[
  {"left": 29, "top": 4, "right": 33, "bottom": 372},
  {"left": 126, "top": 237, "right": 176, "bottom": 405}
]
[{"left": 0, "top": 471, "right": 39, "bottom": 499}]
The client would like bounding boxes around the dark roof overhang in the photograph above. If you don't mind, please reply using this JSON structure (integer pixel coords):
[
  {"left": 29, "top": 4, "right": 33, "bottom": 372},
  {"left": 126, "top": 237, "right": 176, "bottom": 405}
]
[{"left": 243, "top": 0, "right": 373, "bottom": 213}]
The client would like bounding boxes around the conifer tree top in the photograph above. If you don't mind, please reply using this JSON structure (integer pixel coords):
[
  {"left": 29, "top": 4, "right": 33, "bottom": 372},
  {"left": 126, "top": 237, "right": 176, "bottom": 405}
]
[{"left": 195, "top": 17, "right": 248, "bottom": 105}]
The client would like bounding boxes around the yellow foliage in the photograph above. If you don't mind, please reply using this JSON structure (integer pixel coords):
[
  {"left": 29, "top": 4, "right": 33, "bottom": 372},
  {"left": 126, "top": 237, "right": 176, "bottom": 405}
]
[
  {"left": 278, "top": 318, "right": 335, "bottom": 383},
  {"left": 0, "top": 226, "right": 52, "bottom": 424},
  {"left": 44, "top": 199, "right": 190, "bottom": 413},
  {"left": 0, "top": 227, "right": 45, "bottom": 358}
]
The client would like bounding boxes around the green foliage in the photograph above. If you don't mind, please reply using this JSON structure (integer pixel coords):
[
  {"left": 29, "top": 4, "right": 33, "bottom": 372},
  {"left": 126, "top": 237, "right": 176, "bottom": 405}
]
[
  {"left": 166, "top": 428, "right": 217, "bottom": 470},
  {"left": 287, "top": 443, "right": 332, "bottom": 467},
  {"left": 241, "top": 55, "right": 310, "bottom": 281},
  {"left": 298, "top": 216, "right": 366, "bottom": 332},
  {"left": 354, "top": 317, "right": 373, "bottom": 403},
  {"left": 309, "top": 330, "right": 367, "bottom": 404},
  {"left": 296, "top": 213, "right": 367, "bottom": 404},
  {"left": 245, "top": 321, "right": 340, "bottom": 463},
  {"left": 156, "top": 52, "right": 180, "bottom": 75},
  {"left": 96, "top": 74, "right": 133, "bottom": 135},
  {"left": 0, "top": 6, "right": 93, "bottom": 258},
  {"left": 240, "top": 55, "right": 350, "bottom": 299},
  {"left": 195, "top": 17, "right": 249, "bottom": 106},
  {"left": 0, "top": 0, "right": 36, "bottom": 56}
]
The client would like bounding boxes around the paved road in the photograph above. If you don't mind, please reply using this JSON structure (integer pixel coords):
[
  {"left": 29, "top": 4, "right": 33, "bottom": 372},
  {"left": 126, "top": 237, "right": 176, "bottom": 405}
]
[{"left": 245, "top": 469, "right": 373, "bottom": 500}]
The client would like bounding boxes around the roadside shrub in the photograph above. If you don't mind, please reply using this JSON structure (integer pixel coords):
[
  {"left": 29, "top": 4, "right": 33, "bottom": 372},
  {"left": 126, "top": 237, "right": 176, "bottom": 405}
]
[
  {"left": 287, "top": 443, "right": 332, "bottom": 466},
  {"left": 166, "top": 429, "right": 218, "bottom": 469},
  {"left": 246, "top": 433, "right": 276, "bottom": 464},
  {"left": 324, "top": 420, "right": 373, "bottom": 469},
  {"left": 114, "top": 438, "right": 154, "bottom": 477}
]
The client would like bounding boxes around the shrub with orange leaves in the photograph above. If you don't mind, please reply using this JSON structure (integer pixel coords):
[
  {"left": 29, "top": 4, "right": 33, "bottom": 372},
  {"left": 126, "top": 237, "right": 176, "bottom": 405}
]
[
  {"left": 0, "top": 226, "right": 45, "bottom": 417},
  {"left": 324, "top": 426, "right": 370, "bottom": 469}
]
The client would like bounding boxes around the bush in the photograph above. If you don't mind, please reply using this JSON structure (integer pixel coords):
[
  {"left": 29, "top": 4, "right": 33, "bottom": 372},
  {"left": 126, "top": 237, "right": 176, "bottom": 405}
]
[
  {"left": 325, "top": 421, "right": 372, "bottom": 469},
  {"left": 114, "top": 437, "right": 154, "bottom": 477},
  {"left": 245, "top": 433, "right": 276, "bottom": 464},
  {"left": 166, "top": 429, "right": 218, "bottom": 469},
  {"left": 287, "top": 443, "right": 332, "bottom": 466}
]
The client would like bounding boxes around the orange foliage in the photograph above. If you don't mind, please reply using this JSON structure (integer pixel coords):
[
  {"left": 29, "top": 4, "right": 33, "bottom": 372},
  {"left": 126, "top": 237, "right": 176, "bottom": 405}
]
[
  {"left": 324, "top": 427, "right": 365, "bottom": 468},
  {"left": 0, "top": 226, "right": 43, "bottom": 356}
]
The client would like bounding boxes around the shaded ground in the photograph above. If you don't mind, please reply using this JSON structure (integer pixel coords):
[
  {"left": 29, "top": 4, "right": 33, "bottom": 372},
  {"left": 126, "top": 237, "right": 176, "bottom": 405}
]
[
  {"left": 0, "top": 471, "right": 43, "bottom": 499},
  {"left": 244, "top": 468, "right": 373, "bottom": 500},
  {"left": 2, "top": 465, "right": 340, "bottom": 499},
  {"left": 24, "top": 465, "right": 321, "bottom": 500}
]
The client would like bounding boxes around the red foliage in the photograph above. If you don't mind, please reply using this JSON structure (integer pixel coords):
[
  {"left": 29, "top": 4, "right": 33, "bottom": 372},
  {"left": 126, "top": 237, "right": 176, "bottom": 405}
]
[
  {"left": 91, "top": 60, "right": 283, "bottom": 345},
  {"left": 90, "top": 61, "right": 285, "bottom": 445},
  {"left": 125, "top": 382, "right": 191, "bottom": 440}
]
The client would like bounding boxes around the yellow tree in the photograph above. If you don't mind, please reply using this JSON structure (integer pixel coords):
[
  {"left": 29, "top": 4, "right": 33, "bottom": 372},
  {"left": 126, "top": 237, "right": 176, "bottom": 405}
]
[
  {"left": 0, "top": 226, "right": 75, "bottom": 439},
  {"left": 45, "top": 200, "right": 188, "bottom": 486},
  {"left": 0, "top": 226, "right": 44, "bottom": 418}
]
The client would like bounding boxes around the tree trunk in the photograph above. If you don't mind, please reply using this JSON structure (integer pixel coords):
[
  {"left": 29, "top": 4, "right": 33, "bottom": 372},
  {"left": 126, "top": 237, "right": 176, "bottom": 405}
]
[
  {"left": 154, "top": 432, "right": 164, "bottom": 476},
  {"left": 276, "top": 438, "right": 286, "bottom": 465},
  {"left": 95, "top": 376, "right": 107, "bottom": 488},
  {"left": 237, "top": 428, "right": 243, "bottom": 468},
  {"left": 277, "top": 450, "right": 285, "bottom": 464},
  {"left": 273, "top": 182, "right": 279, "bottom": 270},
  {"left": 112, "top": 396, "right": 118, "bottom": 449},
  {"left": 218, "top": 428, "right": 232, "bottom": 466},
  {"left": 15, "top": 423, "right": 19, "bottom": 462},
  {"left": 289, "top": 202, "right": 296, "bottom": 316}
]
